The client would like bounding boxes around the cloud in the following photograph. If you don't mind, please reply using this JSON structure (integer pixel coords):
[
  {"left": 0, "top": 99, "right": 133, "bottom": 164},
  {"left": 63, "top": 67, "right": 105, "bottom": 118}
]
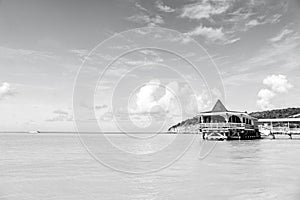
[
  {"left": 70, "top": 49, "right": 115, "bottom": 65},
  {"left": 0, "top": 46, "right": 57, "bottom": 60},
  {"left": 245, "top": 19, "right": 260, "bottom": 28},
  {"left": 70, "top": 49, "right": 89, "bottom": 62},
  {"left": 46, "top": 109, "right": 73, "bottom": 122},
  {"left": 179, "top": 0, "right": 286, "bottom": 44},
  {"left": 130, "top": 79, "right": 161, "bottom": 114},
  {"left": 193, "top": 92, "right": 211, "bottom": 112},
  {"left": 156, "top": 1, "right": 175, "bottom": 13},
  {"left": 157, "top": 81, "right": 179, "bottom": 109},
  {"left": 127, "top": 80, "right": 182, "bottom": 128},
  {"left": 129, "top": 1, "right": 164, "bottom": 26},
  {"left": 128, "top": 14, "right": 164, "bottom": 26},
  {"left": 263, "top": 74, "right": 293, "bottom": 93},
  {"left": 244, "top": 14, "right": 282, "bottom": 30},
  {"left": 0, "top": 82, "right": 13, "bottom": 100},
  {"left": 185, "top": 25, "right": 225, "bottom": 42},
  {"left": 168, "top": 34, "right": 193, "bottom": 44},
  {"left": 180, "top": 0, "right": 230, "bottom": 20},
  {"left": 95, "top": 104, "right": 108, "bottom": 110},
  {"left": 53, "top": 109, "right": 69, "bottom": 115},
  {"left": 184, "top": 25, "right": 240, "bottom": 44},
  {"left": 257, "top": 74, "right": 293, "bottom": 109},
  {"left": 129, "top": 80, "right": 210, "bottom": 117},
  {"left": 240, "top": 26, "right": 300, "bottom": 72},
  {"left": 134, "top": 2, "right": 148, "bottom": 12},
  {"left": 269, "top": 28, "right": 294, "bottom": 43},
  {"left": 257, "top": 88, "right": 275, "bottom": 110},
  {"left": 100, "top": 111, "right": 113, "bottom": 121}
]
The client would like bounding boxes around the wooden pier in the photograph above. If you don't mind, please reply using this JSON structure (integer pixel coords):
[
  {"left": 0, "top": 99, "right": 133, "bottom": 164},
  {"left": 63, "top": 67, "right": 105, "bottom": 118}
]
[
  {"left": 197, "top": 100, "right": 261, "bottom": 140},
  {"left": 168, "top": 100, "right": 300, "bottom": 141},
  {"left": 258, "top": 118, "right": 300, "bottom": 139}
]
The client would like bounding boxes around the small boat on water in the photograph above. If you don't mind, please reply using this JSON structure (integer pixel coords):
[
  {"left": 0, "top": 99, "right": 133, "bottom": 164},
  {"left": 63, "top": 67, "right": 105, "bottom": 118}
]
[{"left": 28, "top": 130, "right": 40, "bottom": 134}]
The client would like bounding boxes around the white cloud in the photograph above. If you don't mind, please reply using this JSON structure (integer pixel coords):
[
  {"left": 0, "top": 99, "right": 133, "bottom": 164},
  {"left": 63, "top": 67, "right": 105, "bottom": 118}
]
[
  {"left": 245, "top": 19, "right": 260, "bottom": 28},
  {"left": 46, "top": 109, "right": 73, "bottom": 122},
  {"left": 70, "top": 49, "right": 89, "bottom": 62},
  {"left": 127, "top": 14, "right": 164, "bottom": 26},
  {"left": 168, "top": 34, "right": 193, "bottom": 44},
  {"left": 70, "top": 49, "right": 115, "bottom": 65},
  {"left": 129, "top": 80, "right": 211, "bottom": 117},
  {"left": 263, "top": 74, "right": 293, "bottom": 93},
  {"left": 0, "top": 46, "right": 56, "bottom": 60},
  {"left": 180, "top": 0, "right": 230, "bottom": 20},
  {"left": 95, "top": 104, "right": 108, "bottom": 110},
  {"left": 265, "top": 14, "right": 282, "bottom": 24},
  {"left": 127, "top": 80, "right": 187, "bottom": 128},
  {"left": 257, "top": 88, "right": 275, "bottom": 110},
  {"left": 269, "top": 28, "right": 294, "bottom": 43},
  {"left": 193, "top": 92, "right": 211, "bottom": 112},
  {"left": 134, "top": 2, "right": 148, "bottom": 12},
  {"left": 127, "top": 80, "right": 163, "bottom": 128},
  {"left": 179, "top": 0, "right": 285, "bottom": 44},
  {"left": 245, "top": 14, "right": 282, "bottom": 30},
  {"left": 128, "top": 80, "right": 182, "bottom": 117},
  {"left": 185, "top": 25, "right": 240, "bottom": 44},
  {"left": 53, "top": 109, "right": 69, "bottom": 115},
  {"left": 156, "top": 1, "right": 175, "bottom": 13},
  {"left": 100, "top": 111, "right": 113, "bottom": 121},
  {"left": 242, "top": 27, "right": 300, "bottom": 72},
  {"left": 129, "top": 2, "right": 164, "bottom": 26},
  {"left": 185, "top": 25, "right": 225, "bottom": 42},
  {"left": 223, "top": 37, "right": 240, "bottom": 44},
  {"left": 257, "top": 74, "right": 293, "bottom": 109},
  {"left": 0, "top": 82, "right": 13, "bottom": 100},
  {"left": 130, "top": 79, "right": 161, "bottom": 114},
  {"left": 157, "top": 81, "right": 179, "bottom": 110},
  {"left": 179, "top": 84, "right": 211, "bottom": 115}
]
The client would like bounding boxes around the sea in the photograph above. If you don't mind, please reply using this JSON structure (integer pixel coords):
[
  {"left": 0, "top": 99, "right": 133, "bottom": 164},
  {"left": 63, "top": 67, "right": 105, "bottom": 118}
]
[{"left": 1, "top": 133, "right": 300, "bottom": 200}]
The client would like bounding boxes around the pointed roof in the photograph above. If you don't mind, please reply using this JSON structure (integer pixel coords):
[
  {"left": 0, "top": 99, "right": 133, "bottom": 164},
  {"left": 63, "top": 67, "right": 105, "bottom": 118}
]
[
  {"left": 199, "top": 99, "right": 254, "bottom": 118},
  {"left": 211, "top": 99, "right": 228, "bottom": 112}
]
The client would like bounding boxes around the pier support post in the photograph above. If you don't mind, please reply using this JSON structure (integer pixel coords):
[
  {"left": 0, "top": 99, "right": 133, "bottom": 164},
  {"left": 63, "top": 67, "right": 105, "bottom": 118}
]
[{"left": 271, "top": 133, "right": 275, "bottom": 139}]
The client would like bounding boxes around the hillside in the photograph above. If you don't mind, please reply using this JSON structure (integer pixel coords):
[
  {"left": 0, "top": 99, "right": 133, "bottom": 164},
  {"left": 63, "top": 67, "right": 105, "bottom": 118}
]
[
  {"left": 249, "top": 108, "right": 300, "bottom": 119},
  {"left": 168, "top": 107, "right": 300, "bottom": 131}
]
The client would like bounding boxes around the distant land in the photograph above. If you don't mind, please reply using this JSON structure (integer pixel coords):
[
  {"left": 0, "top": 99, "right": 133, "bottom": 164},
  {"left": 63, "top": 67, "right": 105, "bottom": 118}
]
[
  {"left": 168, "top": 107, "right": 300, "bottom": 131},
  {"left": 250, "top": 107, "right": 300, "bottom": 119}
]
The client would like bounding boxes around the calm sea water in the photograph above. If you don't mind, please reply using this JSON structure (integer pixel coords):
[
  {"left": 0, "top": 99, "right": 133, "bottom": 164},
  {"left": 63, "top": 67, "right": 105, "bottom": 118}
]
[{"left": 1, "top": 133, "right": 300, "bottom": 200}]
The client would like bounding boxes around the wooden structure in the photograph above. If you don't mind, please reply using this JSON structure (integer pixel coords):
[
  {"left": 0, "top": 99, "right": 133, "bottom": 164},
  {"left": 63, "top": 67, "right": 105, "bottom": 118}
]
[
  {"left": 198, "top": 100, "right": 261, "bottom": 140},
  {"left": 258, "top": 118, "right": 300, "bottom": 139}
]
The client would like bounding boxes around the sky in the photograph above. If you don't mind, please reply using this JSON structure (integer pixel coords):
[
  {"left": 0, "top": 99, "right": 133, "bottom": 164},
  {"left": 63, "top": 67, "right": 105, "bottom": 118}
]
[{"left": 0, "top": 0, "right": 300, "bottom": 132}]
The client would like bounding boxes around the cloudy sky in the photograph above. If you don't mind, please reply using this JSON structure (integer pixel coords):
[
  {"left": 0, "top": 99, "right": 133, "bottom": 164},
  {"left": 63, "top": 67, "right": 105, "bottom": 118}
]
[{"left": 0, "top": 0, "right": 300, "bottom": 132}]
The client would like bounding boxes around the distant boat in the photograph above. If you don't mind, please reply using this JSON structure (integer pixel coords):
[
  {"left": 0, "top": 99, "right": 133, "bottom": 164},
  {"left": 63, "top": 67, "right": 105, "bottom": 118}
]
[{"left": 28, "top": 130, "right": 40, "bottom": 134}]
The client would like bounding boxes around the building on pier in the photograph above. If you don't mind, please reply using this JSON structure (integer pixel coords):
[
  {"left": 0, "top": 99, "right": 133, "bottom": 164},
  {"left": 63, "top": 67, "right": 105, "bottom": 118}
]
[
  {"left": 258, "top": 118, "right": 300, "bottom": 136},
  {"left": 198, "top": 100, "right": 261, "bottom": 140}
]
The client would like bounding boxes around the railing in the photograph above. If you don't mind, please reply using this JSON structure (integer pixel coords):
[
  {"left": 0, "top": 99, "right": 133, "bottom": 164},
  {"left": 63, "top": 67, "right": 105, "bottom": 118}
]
[
  {"left": 271, "top": 127, "right": 289, "bottom": 132},
  {"left": 199, "top": 123, "right": 254, "bottom": 129},
  {"left": 259, "top": 126, "right": 300, "bottom": 134},
  {"left": 290, "top": 128, "right": 300, "bottom": 133}
]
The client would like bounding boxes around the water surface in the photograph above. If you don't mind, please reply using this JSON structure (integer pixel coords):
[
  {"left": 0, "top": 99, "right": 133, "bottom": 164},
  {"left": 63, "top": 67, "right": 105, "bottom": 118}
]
[{"left": 1, "top": 133, "right": 300, "bottom": 200}]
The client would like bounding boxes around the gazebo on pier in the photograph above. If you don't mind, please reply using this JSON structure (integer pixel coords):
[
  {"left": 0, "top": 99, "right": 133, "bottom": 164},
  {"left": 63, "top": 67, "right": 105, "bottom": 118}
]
[{"left": 198, "top": 100, "right": 260, "bottom": 140}]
